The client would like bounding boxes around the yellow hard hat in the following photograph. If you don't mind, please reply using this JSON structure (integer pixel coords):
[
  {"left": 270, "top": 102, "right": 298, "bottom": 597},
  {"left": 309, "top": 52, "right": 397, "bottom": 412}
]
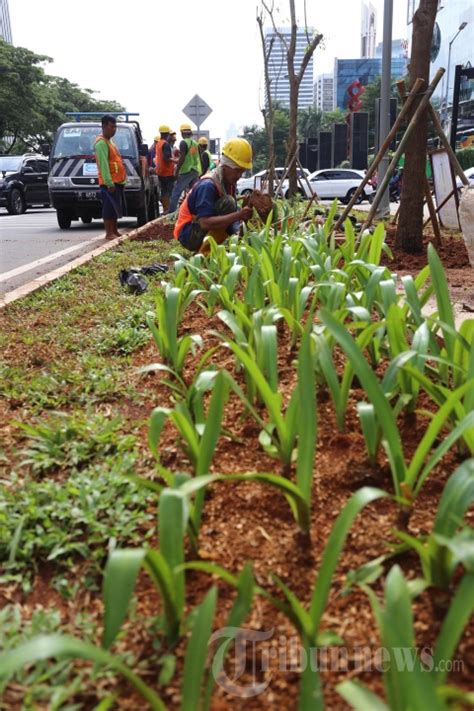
[
  {"left": 222, "top": 137, "right": 253, "bottom": 170},
  {"left": 154, "top": 135, "right": 161, "bottom": 142},
  {"left": 180, "top": 123, "right": 192, "bottom": 132},
  {"left": 159, "top": 124, "right": 171, "bottom": 133},
  {"left": 198, "top": 137, "right": 208, "bottom": 145}
]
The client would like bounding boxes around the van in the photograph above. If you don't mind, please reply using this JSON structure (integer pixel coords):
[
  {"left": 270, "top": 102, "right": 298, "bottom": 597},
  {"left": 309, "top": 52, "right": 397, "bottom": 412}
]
[{"left": 47, "top": 115, "right": 159, "bottom": 229}]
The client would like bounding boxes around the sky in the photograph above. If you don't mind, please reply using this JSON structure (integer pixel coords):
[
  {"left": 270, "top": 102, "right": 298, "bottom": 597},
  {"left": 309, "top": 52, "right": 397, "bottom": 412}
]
[{"left": 9, "top": 0, "right": 408, "bottom": 145}]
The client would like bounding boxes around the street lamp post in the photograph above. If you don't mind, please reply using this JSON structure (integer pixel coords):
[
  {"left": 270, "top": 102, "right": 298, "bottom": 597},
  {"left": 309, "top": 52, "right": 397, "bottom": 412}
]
[
  {"left": 444, "top": 21, "right": 468, "bottom": 128},
  {"left": 376, "top": 0, "right": 393, "bottom": 218}
]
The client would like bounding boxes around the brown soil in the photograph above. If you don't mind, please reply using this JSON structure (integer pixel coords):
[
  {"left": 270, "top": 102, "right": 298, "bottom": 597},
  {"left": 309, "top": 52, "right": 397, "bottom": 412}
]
[
  {"left": 0, "top": 249, "right": 473, "bottom": 709},
  {"left": 382, "top": 229, "right": 471, "bottom": 271},
  {"left": 130, "top": 217, "right": 175, "bottom": 242},
  {"left": 382, "top": 229, "right": 474, "bottom": 309}
]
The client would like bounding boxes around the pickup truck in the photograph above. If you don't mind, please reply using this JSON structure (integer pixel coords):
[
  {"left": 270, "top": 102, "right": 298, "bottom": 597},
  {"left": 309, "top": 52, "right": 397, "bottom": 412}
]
[{"left": 46, "top": 113, "right": 159, "bottom": 229}]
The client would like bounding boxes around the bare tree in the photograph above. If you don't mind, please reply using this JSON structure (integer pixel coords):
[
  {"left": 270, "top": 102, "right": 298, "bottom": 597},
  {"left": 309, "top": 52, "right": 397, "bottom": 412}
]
[
  {"left": 257, "top": 7, "right": 276, "bottom": 196},
  {"left": 262, "top": 0, "right": 323, "bottom": 194},
  {"left": 396, "top": 0, "right": 438, "bottom": 253}
]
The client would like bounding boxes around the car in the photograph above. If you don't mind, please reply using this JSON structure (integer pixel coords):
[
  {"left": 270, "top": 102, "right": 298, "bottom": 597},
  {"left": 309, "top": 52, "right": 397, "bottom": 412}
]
[
  {"left": 46, "top": 115, "right": 159, "bottom": 229},
  {"left": 307, "top": 168, "right": 376, "bottom": 204},
  {"left": 0, "top": 154, "right": 50, "bottom": 214},
  {"left": 456, "top": 167, "right": 474, "bottom": 190},
  {"left": 237, "top": 167, "right": 310, "bottom": 197}
]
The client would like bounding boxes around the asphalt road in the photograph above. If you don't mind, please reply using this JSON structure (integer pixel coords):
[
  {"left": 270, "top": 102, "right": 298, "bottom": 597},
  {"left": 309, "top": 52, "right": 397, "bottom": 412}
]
[{"left": 0, "top": 208, "right": 137, "bottom": 295}]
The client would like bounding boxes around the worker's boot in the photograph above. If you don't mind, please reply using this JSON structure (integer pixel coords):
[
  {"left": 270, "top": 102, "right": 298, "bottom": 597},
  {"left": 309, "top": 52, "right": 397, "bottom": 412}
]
[{"left": 198, "top": 228, "right": 229, "bottom": 256}]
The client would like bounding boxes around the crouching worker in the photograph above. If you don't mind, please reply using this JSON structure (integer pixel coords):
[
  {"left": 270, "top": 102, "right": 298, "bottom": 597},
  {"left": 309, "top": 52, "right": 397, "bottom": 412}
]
[{"left": 173, "top": 138, "right": 253, "bottom": 254}]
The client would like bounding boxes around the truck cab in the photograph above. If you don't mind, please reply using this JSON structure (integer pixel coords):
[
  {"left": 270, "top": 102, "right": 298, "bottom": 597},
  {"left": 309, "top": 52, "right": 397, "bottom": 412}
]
[{"left": 47, "top": 113, "right": 160, "bottom": 229}]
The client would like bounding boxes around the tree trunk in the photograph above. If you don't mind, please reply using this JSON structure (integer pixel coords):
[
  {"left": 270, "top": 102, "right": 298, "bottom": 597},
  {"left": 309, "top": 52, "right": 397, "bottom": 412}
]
[
  {"left": 261, "top": 0, "right": 322, "bottom": 196},
  {"left": 258, "top": 12, "right": 276, "bottom": 195},
  {"left": 286, "top": 1, "right": 298, "bottom": 195},
  {"left": 263, "top": 110, "right": 276, "bottom": 193},
  {"left": 287, "top": 76, "right": 299, "bottom": 195},
  {"left": 396, "top": 0, "right": 438, "bottom": 253}
]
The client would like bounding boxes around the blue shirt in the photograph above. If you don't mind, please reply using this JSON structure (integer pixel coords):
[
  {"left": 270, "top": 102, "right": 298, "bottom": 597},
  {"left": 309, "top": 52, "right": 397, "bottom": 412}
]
[
  {"left": 178, "top": 179, "right": 218, "bottom": 243},
  {"left": 178, "top": 178, "right": 240, "bottom": 244}
]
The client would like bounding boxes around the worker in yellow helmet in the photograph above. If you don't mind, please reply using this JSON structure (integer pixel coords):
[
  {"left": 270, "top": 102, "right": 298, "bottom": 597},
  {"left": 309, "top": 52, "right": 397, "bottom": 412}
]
[
  {"left": 198, "top": 136, "right": 215, "bottom": 175},
  {"left": 168, "top": 123, "right": 201, "bottom": 213},
  {"left": 155, "top": 124, "right": 175, "bottom": 212},
  {"left": 173, "top": 137, "right": 253, "bottom": 253}
]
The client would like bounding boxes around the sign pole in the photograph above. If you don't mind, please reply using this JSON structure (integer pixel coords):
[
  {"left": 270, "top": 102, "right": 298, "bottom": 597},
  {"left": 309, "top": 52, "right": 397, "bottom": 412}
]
[{"left": 182, "top": 94, "right": 213, "bottom": 138}]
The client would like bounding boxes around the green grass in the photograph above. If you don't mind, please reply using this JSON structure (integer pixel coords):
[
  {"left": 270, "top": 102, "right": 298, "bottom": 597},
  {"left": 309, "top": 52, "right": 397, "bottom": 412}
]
[
  {"left": 0, "top": 601, "right": 161, "bottom": 708},
  {"left": 0, "top": 238, "right": 176, "bottom": 595},
  {"left": 1, "top": 238, "right": 177, "bottom": 443},
  {"left": 17, "top": 412, "right": 138, "bottom": 475},
  {"left": 0, "top": 456, "right": 155, "bottom": 594}
]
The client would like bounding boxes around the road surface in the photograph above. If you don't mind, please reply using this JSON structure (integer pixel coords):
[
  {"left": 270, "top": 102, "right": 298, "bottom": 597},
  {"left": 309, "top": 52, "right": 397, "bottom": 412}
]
[{"left": 0, "top": 208, "right": 137, "bottom": 295}]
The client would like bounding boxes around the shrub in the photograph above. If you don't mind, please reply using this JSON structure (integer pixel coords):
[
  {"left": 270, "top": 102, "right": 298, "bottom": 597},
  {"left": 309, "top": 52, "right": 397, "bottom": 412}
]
[{"left": 456, "top": 146, "right": 474, "bottom": 170}]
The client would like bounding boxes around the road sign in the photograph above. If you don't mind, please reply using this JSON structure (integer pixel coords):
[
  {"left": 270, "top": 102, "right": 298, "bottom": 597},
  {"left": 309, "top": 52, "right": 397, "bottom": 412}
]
[{"left": 182, "top": 94, "right": 213, "bottom": 128}]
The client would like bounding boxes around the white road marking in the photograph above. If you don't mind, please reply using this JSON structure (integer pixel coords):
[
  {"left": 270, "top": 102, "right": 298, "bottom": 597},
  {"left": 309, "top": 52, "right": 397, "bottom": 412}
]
[{"left": 0, "top": 235, "right": 106, "bottom": 280}]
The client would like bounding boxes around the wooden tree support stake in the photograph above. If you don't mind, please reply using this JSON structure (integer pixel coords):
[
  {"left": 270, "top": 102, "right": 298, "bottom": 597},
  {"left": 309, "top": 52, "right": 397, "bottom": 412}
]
[
  {"left": 428, "top": 104, "right": 469, "bottom": 185},
  {"left": 332, "top": 77, "right": 425, "bottom": 233},
  {"left": 360, "top": 68, "right": 445, "bottom": 233},
  {"left": 423, "top": 182, "right": 443, "bottom": 245}
]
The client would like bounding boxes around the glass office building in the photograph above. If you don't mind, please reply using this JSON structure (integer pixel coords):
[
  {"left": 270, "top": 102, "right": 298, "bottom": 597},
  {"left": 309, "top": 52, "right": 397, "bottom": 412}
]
[
  {"left": 334, "top": 57, "right": 407, "bottom": 110},
  {"left": 361, "top": 1, "right": 377, "bottom": 58},
  {"left": 314, "top": 73, "right": 334, "bottom": 112},
  {"left": 264, "top": 27, "right": 314, "bottom": 109},
  {"left": 409, "top": 0, "right": 473, "bottom": 124},
  {"left": 0, "top": 0, "right": 12, "bottom": 43}
]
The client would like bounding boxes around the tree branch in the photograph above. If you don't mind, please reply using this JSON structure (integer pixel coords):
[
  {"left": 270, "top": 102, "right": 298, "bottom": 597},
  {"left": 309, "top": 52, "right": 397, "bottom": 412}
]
[
  {"left": 297, "top": 32, "right": 323, "bottom": 85},
  {"left": 288, "top": 0, "right": 297, "bottom": 67},
  {"left": 262, "top": 0, "right": 289, "bottom": 52}
]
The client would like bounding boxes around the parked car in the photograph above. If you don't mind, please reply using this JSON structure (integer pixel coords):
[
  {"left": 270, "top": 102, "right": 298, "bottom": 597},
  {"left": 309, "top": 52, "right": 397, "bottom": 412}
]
[
  {"left": 237, "top": 167, "right": 310, "bottom": 197},
  {"left": 0, "top": 154, "right": 50, "bottom": 214},
  {"left": 307, "top": 168, "right": 376, "bottom": 204},
  {"left": 47, "top": 116, "right": 159, "bottom": 229},
  {"left": 455, "top": 166, "right": 474, "bottom": 190}
]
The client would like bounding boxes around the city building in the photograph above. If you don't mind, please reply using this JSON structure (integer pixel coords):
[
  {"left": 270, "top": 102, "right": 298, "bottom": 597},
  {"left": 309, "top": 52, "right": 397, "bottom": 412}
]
[
  {"left": 375, "top": 38, "right": 409, "bottom": 60},
  {"left": 0, "top": 0, "right": 12, "bottom": 44},
  {"left": 314, "top": 73, "right": 334, "bottom": 112},
  {"left": 361, "top": 0, "right": 377, "bottom": 58},
  {"left": 264, "top": 26, "right": 314, "bottom": 109},
  {"left": 407, "top": 0, "right": 473, "bottom": 128},
  {"left": 333, "top": 57, "right": 408, "bottom": 110}
]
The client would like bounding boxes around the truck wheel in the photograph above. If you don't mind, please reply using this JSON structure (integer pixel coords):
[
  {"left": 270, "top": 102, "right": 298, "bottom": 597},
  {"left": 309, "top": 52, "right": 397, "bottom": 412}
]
[
  {"left": 81, "top": 216, "right": 92, "bottom": 224},
  {"left": 136, "top": 200, "right": 148, "bottom": 227},
  {"left": 57, "top": 209, "right": 72, "bottom": 229},
  {"left": 7, "top": 188, "right": 26, "bottom": 215}
]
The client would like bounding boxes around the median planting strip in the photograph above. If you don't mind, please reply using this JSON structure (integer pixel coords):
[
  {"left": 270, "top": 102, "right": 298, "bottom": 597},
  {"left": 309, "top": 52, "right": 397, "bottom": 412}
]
[{"left": 0, "top": 207, "right": 472, "bottom": 709}]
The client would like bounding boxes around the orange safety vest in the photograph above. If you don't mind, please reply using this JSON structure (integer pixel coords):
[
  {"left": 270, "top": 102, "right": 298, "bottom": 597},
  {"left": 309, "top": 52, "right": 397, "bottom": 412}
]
[
  {"left": 95, "top": 135, "right": 127, "bottom": 185},
  {"left": 173, "top": 174, "right": 225, "bottom": 240},
  {"left": 155, "top": 139, "right": 174, "bottom": 177}
]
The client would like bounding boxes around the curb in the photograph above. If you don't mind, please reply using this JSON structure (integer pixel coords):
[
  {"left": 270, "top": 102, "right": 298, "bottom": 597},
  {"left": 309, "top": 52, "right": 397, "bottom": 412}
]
[{"left": 0, "top": 216, "right": 170, "bottom": 309}]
